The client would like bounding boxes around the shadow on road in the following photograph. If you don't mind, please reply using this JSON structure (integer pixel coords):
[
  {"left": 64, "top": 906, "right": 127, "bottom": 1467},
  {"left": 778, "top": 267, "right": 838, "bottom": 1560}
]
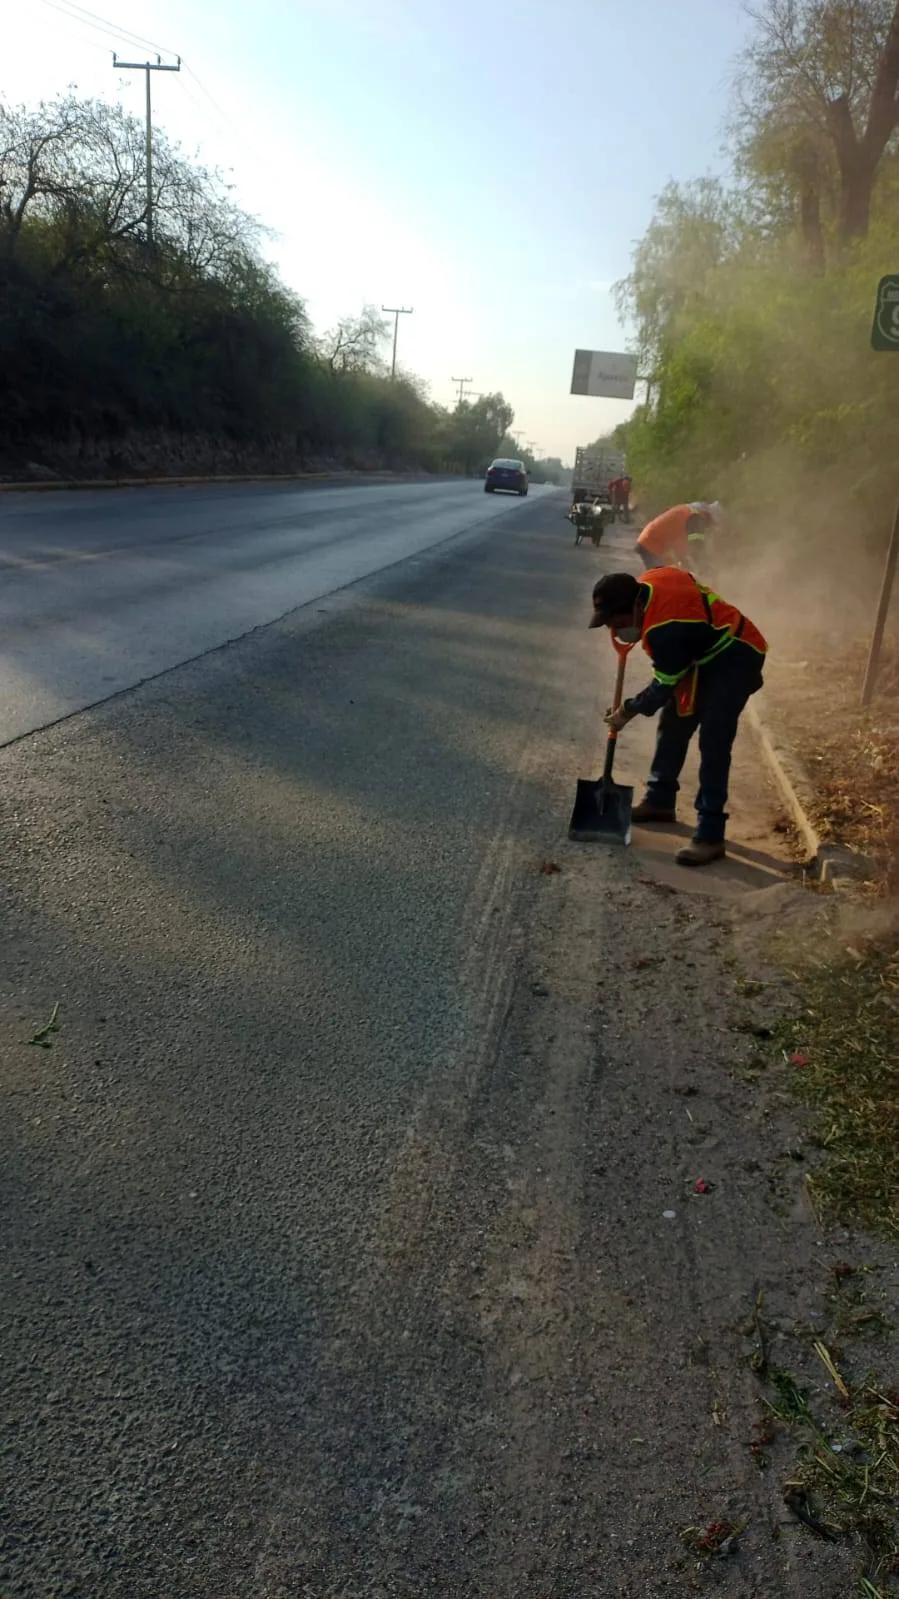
[{"left": 0, "top": 499, "right": 794, "bottom": 1596}]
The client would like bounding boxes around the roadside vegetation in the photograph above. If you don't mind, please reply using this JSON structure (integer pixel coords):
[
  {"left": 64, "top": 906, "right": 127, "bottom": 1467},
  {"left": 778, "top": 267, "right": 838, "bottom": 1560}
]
[
  {"left": 779, "top": 944, "right": 898, "bottom": 1239},
  {"left": 747, "top": 1274, "right": 898, "bottom": 1590},
  {"left": 613, "top": 8, "right": 899, "bottom": 1580},
  {"left": 613, "top": 0, "right": 899, "bottom": 553},
  {"left": 0, "top": 94, "right": 563, "bottom": 483},
  {"left": 611, "top": 0, "right": 899, "bottom": 880}
]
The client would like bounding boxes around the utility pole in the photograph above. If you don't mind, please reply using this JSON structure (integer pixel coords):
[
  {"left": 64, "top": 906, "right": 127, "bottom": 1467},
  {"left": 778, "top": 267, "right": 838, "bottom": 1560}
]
[
  {"left": 381, "top": 305, "right": 413, "bottom": 379},
  {"left": 451, "top": 376, "right": 473, "bottom": 405},
  {"left": 861, "top": 497, "right": 899, "bottom": 705},
  {"left": 113, "top": 53, "right": 181, "bottom": 248}
]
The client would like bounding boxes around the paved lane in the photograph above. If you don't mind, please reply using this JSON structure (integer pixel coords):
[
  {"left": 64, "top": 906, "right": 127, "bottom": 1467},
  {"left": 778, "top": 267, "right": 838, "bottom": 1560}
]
[
  {"left": 0, "top": 499, "right": 810, "bottom": 1599},
  {"left": 0, "top": 479, "right": 548, "bottom": 743}
]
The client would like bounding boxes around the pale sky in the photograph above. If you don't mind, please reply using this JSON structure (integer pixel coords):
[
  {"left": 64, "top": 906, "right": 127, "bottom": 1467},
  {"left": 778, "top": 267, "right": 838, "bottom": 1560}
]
[{"left": 5, "top": 0, "right": 752, "bottom": 461}]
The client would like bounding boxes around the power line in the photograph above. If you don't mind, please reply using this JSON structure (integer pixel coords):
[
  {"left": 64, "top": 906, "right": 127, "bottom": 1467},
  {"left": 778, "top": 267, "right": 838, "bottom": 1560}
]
[
  {"left": 36, "top": 0, "right": 234, "bottom": 159},
  {"left": 38, "top": 0, "right": 177, "bottom": 58},
  {"left": 38, "top": 0, "right": 281, "bottom": 231},
  {"left": 31, "top": 2, "right": 112, "bottom": 59},
  {"left": 182, "top": 63, "right": 235, "bottom": 131},
  {"left": 37, "top": 0, "right": 231, "bottom": 142},
  {"left": 176, "top": 68, "right": 276, "bottom": 189},
  {"left": 39, "top": 0, "right": 150, "bottom": 50},
  {"left": 382, "top": 306, "right": 413, "bottom": 380},
  {"left": 37, "top": 0, "right": 282, "bottom": 212}
]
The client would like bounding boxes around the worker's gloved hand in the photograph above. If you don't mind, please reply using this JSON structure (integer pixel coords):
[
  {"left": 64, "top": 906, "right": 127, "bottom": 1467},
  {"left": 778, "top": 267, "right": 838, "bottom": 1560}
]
[{"left": 604, "top": 704, "right": 634, "bottom": 732}]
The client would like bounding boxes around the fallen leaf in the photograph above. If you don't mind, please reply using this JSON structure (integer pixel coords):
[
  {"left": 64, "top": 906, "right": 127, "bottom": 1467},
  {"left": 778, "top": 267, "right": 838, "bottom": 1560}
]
[
  {"left": 26, "top": 1002, "right": 61, "bottom": 1049},
  {"left": 539, "top": 860, "right": 561, "bottom": 875}
]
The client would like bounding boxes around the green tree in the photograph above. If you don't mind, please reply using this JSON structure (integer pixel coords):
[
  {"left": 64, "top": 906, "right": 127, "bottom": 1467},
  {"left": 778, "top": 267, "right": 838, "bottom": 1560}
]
[
  {"left": 736, "top": 0, "right": 899, "bottom": 244},
  {"left": 445, "top": 393, "right": 515, "bottom": 473},
  {"left": 0, "top": 93, "right": 526, "bottom": 479},
  {"left": 614, "top": 178, "right": 749, "bottom": 385},
  {"left": 319, "top": 304, "right": 389, "bottom": 374}
]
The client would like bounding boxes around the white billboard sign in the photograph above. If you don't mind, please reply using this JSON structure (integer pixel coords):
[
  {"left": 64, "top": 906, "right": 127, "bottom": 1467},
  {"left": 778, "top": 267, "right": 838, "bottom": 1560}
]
[{"left": 570, "top": 349, "right": 638, "bottom": 400}]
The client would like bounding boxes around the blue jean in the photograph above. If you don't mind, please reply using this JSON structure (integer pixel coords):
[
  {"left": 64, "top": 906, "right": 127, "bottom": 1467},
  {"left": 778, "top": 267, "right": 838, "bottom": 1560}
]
[
  {"left": 645, "top": 643, "right": 764, "bottom": 841},
  {"left": 636, "top": 544, "right": 663, "bottom": 569}
]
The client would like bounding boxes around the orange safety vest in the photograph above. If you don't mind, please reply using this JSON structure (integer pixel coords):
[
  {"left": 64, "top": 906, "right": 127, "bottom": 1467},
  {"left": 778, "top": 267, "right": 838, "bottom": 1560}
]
[
  {"left": 636, "top": 504, "right": 694, "bottom": 559},
  {"left": 639, "top": 567, "right": 767, "bottom": 715}
]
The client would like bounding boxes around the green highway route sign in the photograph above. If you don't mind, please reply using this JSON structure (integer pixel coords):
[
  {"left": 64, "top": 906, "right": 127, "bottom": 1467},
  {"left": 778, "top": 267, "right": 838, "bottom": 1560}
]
[{"left": 871, "top": 275, "right": 899, "bottom": 349}]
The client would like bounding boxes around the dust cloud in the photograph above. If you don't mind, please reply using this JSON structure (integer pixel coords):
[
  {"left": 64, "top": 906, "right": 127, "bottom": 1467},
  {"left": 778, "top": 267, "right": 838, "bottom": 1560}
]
[{"left": 707, "top": 443, "right": 893, "bottom": 655}]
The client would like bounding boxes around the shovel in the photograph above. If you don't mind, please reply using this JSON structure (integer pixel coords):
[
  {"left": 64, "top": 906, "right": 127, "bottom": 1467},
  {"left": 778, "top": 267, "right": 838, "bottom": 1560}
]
[{"left": 568, "top": 633, "right": 635, "bottom": 844}]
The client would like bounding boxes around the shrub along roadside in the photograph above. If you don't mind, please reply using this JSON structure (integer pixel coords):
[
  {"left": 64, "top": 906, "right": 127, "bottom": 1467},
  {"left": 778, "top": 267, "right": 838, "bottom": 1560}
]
[
  {"left": 610, "top": 2, "right": 899, "bottom": 572},
  {"left": 0, "top": 94, "right": 561, "bottom": 483}
]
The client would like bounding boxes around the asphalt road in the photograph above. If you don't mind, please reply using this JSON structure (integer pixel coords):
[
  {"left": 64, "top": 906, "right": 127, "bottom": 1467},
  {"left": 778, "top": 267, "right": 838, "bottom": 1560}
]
[
  {"left": 0, "top": 494, "right": 851, "bottom": 1597},
  {"left": 0, "top": 479, "right": 550, "bottom": 745}
]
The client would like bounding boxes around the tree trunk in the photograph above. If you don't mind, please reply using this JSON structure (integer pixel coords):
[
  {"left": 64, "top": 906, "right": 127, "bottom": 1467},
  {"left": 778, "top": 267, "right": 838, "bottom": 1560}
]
[
  {"left": 825, "top": 4, "right": 899, "bottom": 242},
  {"left": 794, "top": 143, "right": 825, "bottom": 271},
  {"left": 826, "top": 95, "right": 876, "bottom": 240},
  {"left": 838, "top": 159, "right": 876, "bottom": 239}
]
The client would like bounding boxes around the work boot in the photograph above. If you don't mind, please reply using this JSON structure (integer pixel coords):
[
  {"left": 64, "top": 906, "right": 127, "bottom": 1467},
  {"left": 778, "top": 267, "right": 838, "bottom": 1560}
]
[
  {"left": 631, "top": 797, "right": 676, "bottom": 825},
  {"left": 676, "top": 838, "right": 726, "bottom": 868}
]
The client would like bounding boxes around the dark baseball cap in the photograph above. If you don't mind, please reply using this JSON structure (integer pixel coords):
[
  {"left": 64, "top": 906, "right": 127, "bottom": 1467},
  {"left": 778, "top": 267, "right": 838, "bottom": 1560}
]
[{"left": 588, "top": 572, "right": 640, "bottom": 628}]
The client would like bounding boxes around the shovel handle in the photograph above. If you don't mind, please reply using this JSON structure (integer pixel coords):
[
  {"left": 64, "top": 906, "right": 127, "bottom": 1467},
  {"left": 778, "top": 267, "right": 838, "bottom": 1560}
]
[
  {"left": 609, "top": 630, "right": 636, "bottom": 714},
  {"left": 610, "top": 649, "right": 628, "bottom": 715},
  {"left": 601, "top": 633, "right": 635, "bottom": 781}
]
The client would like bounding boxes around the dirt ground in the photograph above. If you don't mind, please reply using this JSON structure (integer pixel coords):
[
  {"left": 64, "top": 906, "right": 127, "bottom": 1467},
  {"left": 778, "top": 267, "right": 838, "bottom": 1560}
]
[
  {"left": 713, "top": 517, "right": 899, "bottom": 892},
  {"left": 763, "top": 634, "right": 899, "bottom": 888}
]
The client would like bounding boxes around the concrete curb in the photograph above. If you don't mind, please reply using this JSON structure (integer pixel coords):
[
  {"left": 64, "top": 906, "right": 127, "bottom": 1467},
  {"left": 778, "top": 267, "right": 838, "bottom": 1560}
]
[
  {"left": 747, "top": 696, "right": 872, "bottom": 886},
  {"left": 746, "top": 696, "right": 821, "bottom": 862},
  {"left": 0, "top": 470, "right": 463, "bottom": 495}
]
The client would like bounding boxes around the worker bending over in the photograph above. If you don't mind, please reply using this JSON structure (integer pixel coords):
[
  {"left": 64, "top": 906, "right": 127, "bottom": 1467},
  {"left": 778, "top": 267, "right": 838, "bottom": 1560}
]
[
  {"left": 635, "top": 500, "right": 723, "bottom": 572},
  {"left": 588, "top": 566, "right": 767, "bottom": 867}
]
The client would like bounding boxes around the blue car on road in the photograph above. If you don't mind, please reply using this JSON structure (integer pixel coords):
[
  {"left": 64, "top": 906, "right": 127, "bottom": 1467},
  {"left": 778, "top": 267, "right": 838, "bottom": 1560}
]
[{"left": 484, "top": 458, "right": 528, "bottom": 496}]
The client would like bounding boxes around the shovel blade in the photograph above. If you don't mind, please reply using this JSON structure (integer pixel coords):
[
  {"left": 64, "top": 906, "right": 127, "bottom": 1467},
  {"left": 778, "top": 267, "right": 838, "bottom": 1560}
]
[{"left": 568, "top": 776, "right": 634, "bottom": 845}]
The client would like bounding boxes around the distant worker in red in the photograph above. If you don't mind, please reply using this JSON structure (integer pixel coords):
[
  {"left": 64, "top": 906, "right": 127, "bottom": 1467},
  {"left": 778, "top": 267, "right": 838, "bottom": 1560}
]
[
  {"left": 609, "top": 475, "right": 632, "bottom": 522},
  {"left": 635, "top": 500, "right": 723, "bottom": 571},
  {"left": 587, "top": 565, "right": 767, "bottom": 866}
]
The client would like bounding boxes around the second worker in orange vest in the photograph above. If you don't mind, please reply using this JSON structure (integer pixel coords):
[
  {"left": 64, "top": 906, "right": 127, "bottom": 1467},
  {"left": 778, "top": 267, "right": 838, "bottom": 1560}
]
[
  {"left": 588, "top": 566, "right": 767, "bottom": 867},
  {"left": 636, "top": 502, "right": 719, "bottom": 571}
]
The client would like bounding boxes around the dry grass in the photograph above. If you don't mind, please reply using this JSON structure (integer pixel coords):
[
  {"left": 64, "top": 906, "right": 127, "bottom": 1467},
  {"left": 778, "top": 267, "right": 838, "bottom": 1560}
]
[
  {"left": 765, "top": 638, "right": 899, "bottom": 888},
  {"left": 780, "top": 1376, "right": 898, "bottom": 1585},
  {"left": 767, "top": 938, "right": 898, "bottom": 1584},
  {"left": 778, "top": 945, "right": 898, "bottom": 1238},
  {"left": 750, "top": 1289, "right": 898, "bottom": 1589}
]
